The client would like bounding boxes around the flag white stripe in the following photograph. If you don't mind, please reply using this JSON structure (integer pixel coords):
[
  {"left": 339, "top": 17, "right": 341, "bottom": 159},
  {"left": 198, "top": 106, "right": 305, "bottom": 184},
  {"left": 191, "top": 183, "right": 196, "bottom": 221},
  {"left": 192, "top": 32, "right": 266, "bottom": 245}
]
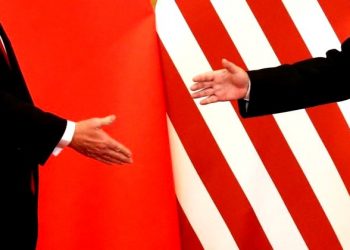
[
  {"left": 282, "top": 0, "right": 350, "bottom": 127},
  {"left": 156, "top": 1, "right": 307, "bottom": 249},
  {"left": 211, "top": 0, "right": 350, "bottom": 248},
  {"left": 167, "top": 117, "right": 239, "bottom": 250}
]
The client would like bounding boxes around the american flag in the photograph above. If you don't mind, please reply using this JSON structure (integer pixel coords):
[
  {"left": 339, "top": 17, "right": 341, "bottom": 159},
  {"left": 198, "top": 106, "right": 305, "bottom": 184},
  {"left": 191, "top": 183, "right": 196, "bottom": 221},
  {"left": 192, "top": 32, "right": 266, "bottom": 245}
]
[{"left": 156, "top": 0, "right": 350, "bottom": 249}]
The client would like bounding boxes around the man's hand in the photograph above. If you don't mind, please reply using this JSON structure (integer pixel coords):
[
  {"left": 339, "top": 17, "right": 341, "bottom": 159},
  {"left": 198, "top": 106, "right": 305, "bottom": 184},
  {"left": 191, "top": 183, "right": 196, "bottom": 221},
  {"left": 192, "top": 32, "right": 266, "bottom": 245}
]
[
  {"left": 191, "top": 59, "right": 250, "bottom": 104},
  {"left": 69, "top": 115, "right": 133, "bottom": 165}
]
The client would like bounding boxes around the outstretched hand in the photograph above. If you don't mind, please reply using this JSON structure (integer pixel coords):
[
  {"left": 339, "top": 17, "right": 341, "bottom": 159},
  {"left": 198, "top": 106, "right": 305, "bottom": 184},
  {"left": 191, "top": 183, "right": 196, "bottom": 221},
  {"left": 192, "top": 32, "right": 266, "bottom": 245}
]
[
  {"left": 191, "top": 59, "right": 250, "bottom": 104},
  {"left": 69, "top": 115, "right": 133, "bottom": 165}
]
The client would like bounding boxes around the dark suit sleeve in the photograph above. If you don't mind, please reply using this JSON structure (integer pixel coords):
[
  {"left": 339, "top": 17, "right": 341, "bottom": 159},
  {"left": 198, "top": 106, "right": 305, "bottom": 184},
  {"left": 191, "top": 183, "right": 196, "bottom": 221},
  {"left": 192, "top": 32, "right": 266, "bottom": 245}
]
[
  {"left": 0, "top": 91, "right": 67, "bottom": 165},
  {"left": 239, "top": 39, "right": 350, "bottom": 117}
]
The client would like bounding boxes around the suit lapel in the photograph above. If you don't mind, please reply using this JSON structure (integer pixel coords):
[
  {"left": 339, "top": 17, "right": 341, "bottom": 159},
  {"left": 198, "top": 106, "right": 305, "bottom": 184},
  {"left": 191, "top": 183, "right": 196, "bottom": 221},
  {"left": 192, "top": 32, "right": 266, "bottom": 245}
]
[
  {"left": 0, "top": 24, "right": 11, "bottom": 69},
  {"left": 0, "top": 23, "right": 20, "bottom": 70},
  {"left": 0, "top": 23, "right": 33, "bottom": 104}
]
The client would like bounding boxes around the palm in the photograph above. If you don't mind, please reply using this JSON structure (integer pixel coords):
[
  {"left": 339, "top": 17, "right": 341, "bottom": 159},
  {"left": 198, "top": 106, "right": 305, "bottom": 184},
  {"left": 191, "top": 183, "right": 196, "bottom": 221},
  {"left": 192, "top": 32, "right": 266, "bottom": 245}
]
[
  {"left": 191, "top": 59, "right": 249, "bottom": 104},
  {"left": 213, "top": 69, "right": 248, "bottom": 101}
]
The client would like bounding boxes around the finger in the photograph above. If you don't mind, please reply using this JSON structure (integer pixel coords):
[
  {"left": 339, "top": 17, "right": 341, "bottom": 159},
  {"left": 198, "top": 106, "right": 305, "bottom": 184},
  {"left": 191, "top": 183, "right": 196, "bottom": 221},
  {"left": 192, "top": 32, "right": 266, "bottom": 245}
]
[
  {"left": 101, "top": 150, "right": 133, "bottom": 164},
  {"left": 95, "top": 155, "right": 124, "bottom": 165},
  {"left": 98, "top": 115, "right": 117, "bottom": 127},
  {"left": 115, "top": 143, "right": 132, "bottom": 158},
  {"left": 192, "top": 72, "right": 215, "bottom": 83},
  {"left": 107, "top": 139, "right": 133, "bottom": 158},
  {"left": 222, "top": 58, "right": 240, "bottom": 74},
  {"left": 93, "top": 149, "right": 130, "bottom": 165},
  {"left": 113, "top": 151, "right": 133, "bottom": 164},
  {"left": 114, "top": 148, "right": 133, "bottom": 163},
  {"left": 200, "top": 95, "right": 219, "bottom": 105},
  {"left": 190, "top": 81, "right": 213, "bottom": 91},
  {"left": 92, "top": 154, "right": 116, "bottom": 165},
  {"left": 98, "top": 130, "right": 132, "bottom": 157},
  {"left": 191, "top": 88, "right": 214, "bottom": 99}
]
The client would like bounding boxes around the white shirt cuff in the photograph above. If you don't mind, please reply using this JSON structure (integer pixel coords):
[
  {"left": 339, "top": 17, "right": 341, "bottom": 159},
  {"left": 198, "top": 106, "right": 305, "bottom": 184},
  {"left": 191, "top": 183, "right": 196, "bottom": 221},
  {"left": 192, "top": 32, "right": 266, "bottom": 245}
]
[
  {"left": 52, "top": 120, "right": 76, "bottom": 156},
  {"left": 243, "top": 80, "right": 251, "bottom": 111},
  {"left": 243, "top": 79, "right": 251, "bottom": 101}
]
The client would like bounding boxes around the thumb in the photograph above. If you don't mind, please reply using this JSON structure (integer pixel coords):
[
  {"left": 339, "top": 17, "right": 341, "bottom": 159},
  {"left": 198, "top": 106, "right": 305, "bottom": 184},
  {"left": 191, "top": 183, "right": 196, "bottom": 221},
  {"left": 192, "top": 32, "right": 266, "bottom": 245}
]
[
  {"left": 98, "top": 115, "right": 116, "bottom": 127},
  {"left": 222, "top": 58, "right": 240, "bottom": 74}
]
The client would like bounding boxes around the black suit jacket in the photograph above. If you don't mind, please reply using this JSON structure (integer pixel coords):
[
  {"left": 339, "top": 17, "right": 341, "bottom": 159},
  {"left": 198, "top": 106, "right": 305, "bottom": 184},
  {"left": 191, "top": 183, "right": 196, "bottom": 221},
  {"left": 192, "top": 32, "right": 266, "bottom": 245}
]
[
  {"left": 239, "top": 38, "right": 350, "bottom": 117},
  {"left": 0, "top": 24, "right": 67, "bottom": 249}
]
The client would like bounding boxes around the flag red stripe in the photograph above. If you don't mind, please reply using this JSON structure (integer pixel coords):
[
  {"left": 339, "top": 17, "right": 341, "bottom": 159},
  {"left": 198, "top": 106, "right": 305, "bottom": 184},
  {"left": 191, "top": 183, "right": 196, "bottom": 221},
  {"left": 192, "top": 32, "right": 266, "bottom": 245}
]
[
  {"left": 160, "top": 45, "right": 272, "bottom": 249},
  {"left": 176, "top": 202, "right": 203, "bottom": 250},
  {"left": 176, "top": 0, "right": 343, "bottom": 248}
]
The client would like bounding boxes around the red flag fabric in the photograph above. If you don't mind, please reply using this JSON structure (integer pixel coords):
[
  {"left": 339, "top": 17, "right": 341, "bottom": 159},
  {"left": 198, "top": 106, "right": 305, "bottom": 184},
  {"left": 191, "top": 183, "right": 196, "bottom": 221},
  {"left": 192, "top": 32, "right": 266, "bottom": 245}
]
[
  {"left": 1, "top": 1, "right": 180, "bottom": 249},
  {"left": 156, "top": 0, "right": 350, "bottom": 249}
]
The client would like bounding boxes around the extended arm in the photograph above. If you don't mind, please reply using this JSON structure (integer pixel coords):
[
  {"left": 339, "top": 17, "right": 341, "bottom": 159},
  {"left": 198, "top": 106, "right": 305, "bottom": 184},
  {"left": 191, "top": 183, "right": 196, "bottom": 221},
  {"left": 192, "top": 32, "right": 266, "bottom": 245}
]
[
  {"left": 191, "top": 39, "right": 350, "bottom": 117},
  {"left": 0, "top": 91, "right": 132, "bottom": 165}
]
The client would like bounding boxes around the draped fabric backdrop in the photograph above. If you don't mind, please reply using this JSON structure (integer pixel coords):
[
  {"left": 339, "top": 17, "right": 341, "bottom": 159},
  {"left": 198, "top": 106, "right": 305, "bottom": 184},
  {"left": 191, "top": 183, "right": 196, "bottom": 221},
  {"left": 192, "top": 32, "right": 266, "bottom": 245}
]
[
  {"left": 156, "top": 0, "right": 350, "bottom": 249},
  {"left": 1, "top": 0, "right": 350, "bottom": 249}
]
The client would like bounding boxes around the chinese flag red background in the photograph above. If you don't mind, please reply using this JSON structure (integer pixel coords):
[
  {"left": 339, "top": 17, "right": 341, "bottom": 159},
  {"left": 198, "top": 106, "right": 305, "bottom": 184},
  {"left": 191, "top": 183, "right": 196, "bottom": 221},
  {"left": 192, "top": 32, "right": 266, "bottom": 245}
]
[{"left": 0, "top": 1, "right": 181, "bottom": 249}]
